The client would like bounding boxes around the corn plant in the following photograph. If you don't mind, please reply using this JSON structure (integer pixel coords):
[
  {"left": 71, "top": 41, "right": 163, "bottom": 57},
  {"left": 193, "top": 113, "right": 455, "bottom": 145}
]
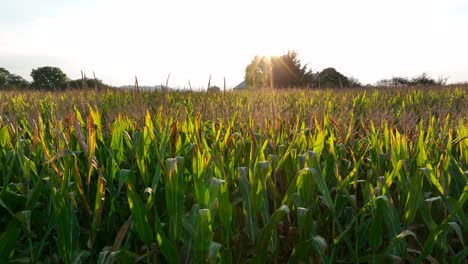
[{"left": 0, "top": 86, "right": 467, "bottom": 263}]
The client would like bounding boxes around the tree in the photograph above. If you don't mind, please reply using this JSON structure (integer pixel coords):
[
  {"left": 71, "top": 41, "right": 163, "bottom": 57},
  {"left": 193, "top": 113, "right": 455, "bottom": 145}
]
[
  {"left": 8, "top": 75, "right": 29, "bottom": 88},
  {"left": 348, "top": 77, "right": 362, "bottom": 88},
  {"left": 66, "top": 78, "right": 109, "bottom": 89},
  {"left": 31, "top": 66, "right": 68, "bottom": 90},
  {"left": 245, "top": 51, "right": 313, "bottom": 89},
  {"left": 376, "top": 73, "right": 439, "bottom": 87},
  {"left": 272, "top": 51, "right": 312, "bottom": 88},
  {"left": 375, "top": 79, "right": 391, "bottom": 87},
  {"left": 0, "top": 68, "right": 8, "bottom": 86},
  {"left": 271, "top": 51, "right": 313, "bottom": 88},
  {"left": 0, "top": 68, "right": 29, "bottom": 89},
  {"left": 376, "top": 77, "right": 410, "bottom": 87},
  {"left": 410, "top": 73, "right": 436, "bottom": 86},
  {"left": 315, "top": 67, "right": 350, "bottom": 88},
  {"left": 391, "top": 77, "right": 410, "bottom": 86},
  {"left": 245, "top": 55, "right": 271, "bottom": 89}
]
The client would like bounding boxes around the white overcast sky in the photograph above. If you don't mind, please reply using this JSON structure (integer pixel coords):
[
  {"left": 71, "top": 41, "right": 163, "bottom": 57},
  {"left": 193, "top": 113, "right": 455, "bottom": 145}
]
[{"left": 1, "top": 0, "right": 467, "bottom": 88}]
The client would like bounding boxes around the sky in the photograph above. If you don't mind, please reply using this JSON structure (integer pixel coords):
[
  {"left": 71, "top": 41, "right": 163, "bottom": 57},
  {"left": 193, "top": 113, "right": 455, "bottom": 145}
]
[{"left": 1, "top": 0, "right": 467, "bottom": 88}]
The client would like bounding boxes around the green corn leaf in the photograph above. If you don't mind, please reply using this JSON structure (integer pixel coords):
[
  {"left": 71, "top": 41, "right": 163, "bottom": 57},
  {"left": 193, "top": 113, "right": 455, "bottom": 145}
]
[
  {"left": 289, "top": 235, "right": 327, "bottom": 262},
  {"left": 154, "top": 211, "right": 179, "bottom": 264},
  {"left": 310, "top": 167, "right": 334, "bottom": 214},
  {"left": 404, "top": 169, "right": 424, "bottom": 223},
  {"left": 195, "top": 209, "right": 213, "bottom": 263},
  {"left": 421, "top": 166, "right": 445, "bottom": 196},
  {"left": 282, "top": 168, "right": 312, "bottom": 207},
  {"left": 382, "top": 160, "right": 403, "bottom": 194},
  {"left": 125, "top": 172, "right": 153, "bottom": 245},
  {"left": 453, "top": 247, "right": 468, "bottom": 264},
  {"left": 70, "top": 250, "right": 90, "bottom": 264},
  {"left": 90, "top": 176, "right": 106, "bottom": 247},
  {"left": 0, "top": 219, "right": 21, "bottom": 262},
  {"left": 0, "top": 126, "right": 11, "bottom": 148},
  {"left": 369, "top": 205, "right": 383, "bottom": 249},
  {"left": 416, "top": 184, "right": 468, "bottom": 262},
  {"left": 239, "top": 166, "right": 257, "bottom": 242},
  {"left": 52, "top": 188, "right": 79, "bottom": 263},
  {"left": 118, "top": 169, "right": 132, "bottom": 193},
  {"left": 337, "top": 159, "right": 363, "bottom": 192},
  {"left": 385, "top": 229, "right": 419, "bottom": 257},
  {"left": 165, "top": 157, "right": 185, "bottom": 242},
  {"left": 419, "top": 199, "right": 438, "bottom": 232},
  {"left": 209, "top": 242, "right": 222, "bottom": 264},
  {"left": 206, "top": 177, "right": 224, "bottom": 213},
  {"left": 376, "top": 196, "right": 401, "bottom": 241},
  {"left": 447, "top": 222, "right": 464, "bottom": 247},
  {"left": 297, "top": 207, "right": 311, "bottom": 240},
  {"left": 416, "top": 130, "right": 428, "bottom": 167},
  {"left": 253, "top": 205, "right": 289, "bottom": 263}
]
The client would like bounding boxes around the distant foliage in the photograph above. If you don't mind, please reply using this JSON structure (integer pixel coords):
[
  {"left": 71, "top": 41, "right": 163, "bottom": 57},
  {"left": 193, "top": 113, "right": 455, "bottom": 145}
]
[
  {"left": 0, "top": 67, "right": 29, "bottom": 89},
  {"left": 348, "top": 76, "right": 362, "bottom": 88},
  {"left": 271, "top": 51, "right": 313, "bottom": 88},
  {"left": 377, "top": 73, "right": 445, "bottom": 87},
  {"left": 0, "top": 68, "right": 6, "bottom": 86},
  {"left": 411, "top": 73, "right": 437, "bottom": 86},
  {"left": 245, "top": 51, "right": 313, "bottom": 89},
  {"left": 245, "top": 55, "right": 271, "bottom": 88},
  {"left": 245, "top": 52, "right": 361, "bottom": 89},
  {"left": 314, "top": 67, "right": 350, "bottom": 88},
  {"left": 31, "top": 66, "right": 68, "bottom": 90},
  {"left": 67, "top": 78, "right": 109, "bottom": 89}
]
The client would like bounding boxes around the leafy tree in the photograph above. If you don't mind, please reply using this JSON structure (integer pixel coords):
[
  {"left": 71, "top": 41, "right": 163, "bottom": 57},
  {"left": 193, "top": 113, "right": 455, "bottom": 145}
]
[
  {"left": 315, "top": 67, "right": 350, "bottom": 88},
  {"left": 410, "top": 73, "right": 436, "bottom": 86},
  {"left": 8, "top": 75, "right": 29, "bottom": 88},
  {"left": 245, "top": 51, "right": 313, "bottom": 89},
  {"left": 348, "top": 77, "right": 362, "bottom": 88},
  {"left": 67, "top": 78, "right": 109, "bottom": 89},
  {"left": 377, "top": 73, "right": 439, "bottom": 87},
  {"left": 271, "top": 51, "right": 313, "bottom": 88},
  {"left": 0, "top": 68, "right": 8, "bottom": 86},
  {"left": 0, "top": 67, "right": 29, "bottom": 89},
  {"left": 245, "top": 55, "right": 271, "bottom": 89},
  {"left": 376, "top": 77, "right": 410, "bottom": 87},
  {"left": 31, "top": 66, "right": 68, "bottom": 90},
  {"left": 375, "top": 79, "right": 391, "bottom": 87},
  {"left": 392, "top": 77, "right": 410, "bottom": 86}
]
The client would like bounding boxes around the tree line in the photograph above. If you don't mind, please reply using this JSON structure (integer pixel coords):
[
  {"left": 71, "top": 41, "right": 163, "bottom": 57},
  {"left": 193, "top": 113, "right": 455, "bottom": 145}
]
[
  {"left": 376, "top": 73, "right": 447, "bottom": 87},
  {"left": 1, "top": 54, "right": 449, "bottom": 90},
  {"left": 0, "top": 66, "right": 109, "bottom": 90},
  {"left": 244, "top": 51, "right": 447, "bottom": 89}
]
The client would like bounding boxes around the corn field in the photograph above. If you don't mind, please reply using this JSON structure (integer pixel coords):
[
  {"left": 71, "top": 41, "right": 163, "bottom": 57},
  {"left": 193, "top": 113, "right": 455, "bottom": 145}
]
[{"left": 0, "top": 86, "right": 467, "bottom": 263}]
